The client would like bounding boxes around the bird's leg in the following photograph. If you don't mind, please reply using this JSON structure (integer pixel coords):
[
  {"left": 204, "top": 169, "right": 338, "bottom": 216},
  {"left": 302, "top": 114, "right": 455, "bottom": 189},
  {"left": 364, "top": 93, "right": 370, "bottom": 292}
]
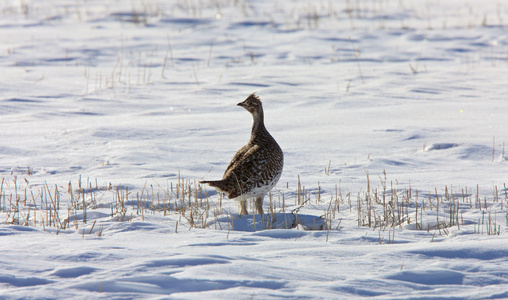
[
  {"left": 254, "top": 197, "right": 264, "bottom": 215},
  {"left": 240, "top": 200, "right": 248, "bottom": 216}
]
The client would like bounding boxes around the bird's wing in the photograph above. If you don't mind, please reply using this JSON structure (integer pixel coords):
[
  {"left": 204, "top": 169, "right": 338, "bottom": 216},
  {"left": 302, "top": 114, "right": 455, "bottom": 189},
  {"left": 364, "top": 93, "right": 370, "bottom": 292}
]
[{"left": 224, "top": 144, "right": 252, "bottom": 175}]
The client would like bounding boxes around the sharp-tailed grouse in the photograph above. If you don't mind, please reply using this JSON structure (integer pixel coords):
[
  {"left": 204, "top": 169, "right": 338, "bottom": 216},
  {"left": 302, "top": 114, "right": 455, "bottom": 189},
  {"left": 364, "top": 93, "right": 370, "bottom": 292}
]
[{"left": 200, "top": 93, "right": 284, "bottom": 215}]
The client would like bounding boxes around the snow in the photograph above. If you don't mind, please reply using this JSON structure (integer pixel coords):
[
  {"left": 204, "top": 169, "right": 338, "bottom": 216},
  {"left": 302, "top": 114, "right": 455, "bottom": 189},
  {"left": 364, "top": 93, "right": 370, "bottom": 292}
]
[{"left": 1, "top": 0, "right": 508, "bottom": 298}]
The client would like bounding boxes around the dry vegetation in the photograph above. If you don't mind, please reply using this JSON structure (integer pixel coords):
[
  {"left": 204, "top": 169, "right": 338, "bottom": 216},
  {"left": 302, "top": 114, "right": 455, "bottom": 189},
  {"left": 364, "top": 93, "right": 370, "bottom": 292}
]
[{"left": 1, "top": 170, "right": 506, "bottom": 243}]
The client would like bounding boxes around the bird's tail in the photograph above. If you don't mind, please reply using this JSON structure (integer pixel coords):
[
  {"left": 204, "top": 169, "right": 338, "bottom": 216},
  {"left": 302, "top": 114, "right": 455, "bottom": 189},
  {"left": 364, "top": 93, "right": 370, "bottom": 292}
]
[
  {"left": 199, "top": 180, "right": 223, "bottom": 190},
  {"left": 200, "top": 180, "right": 228, "bottom": 195}
]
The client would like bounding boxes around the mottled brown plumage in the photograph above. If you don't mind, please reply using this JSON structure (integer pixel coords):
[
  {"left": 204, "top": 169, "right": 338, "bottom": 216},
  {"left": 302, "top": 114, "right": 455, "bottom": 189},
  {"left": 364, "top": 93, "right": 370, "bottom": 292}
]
[{"left": 200, "top": 93, "right": 284, "bottom": 215}]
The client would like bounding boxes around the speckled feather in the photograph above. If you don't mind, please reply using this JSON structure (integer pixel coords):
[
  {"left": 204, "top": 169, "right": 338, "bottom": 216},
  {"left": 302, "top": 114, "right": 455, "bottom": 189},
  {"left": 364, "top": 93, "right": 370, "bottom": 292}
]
[{"left": 200, "top": 93, "right": 284, "bottom": 204}]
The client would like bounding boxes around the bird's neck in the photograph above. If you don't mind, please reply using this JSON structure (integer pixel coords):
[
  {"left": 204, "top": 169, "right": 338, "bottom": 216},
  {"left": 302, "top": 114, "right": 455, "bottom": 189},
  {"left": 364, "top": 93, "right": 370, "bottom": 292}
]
[{"left": 250, "top": 110, "right": 267, "bottom": 140}]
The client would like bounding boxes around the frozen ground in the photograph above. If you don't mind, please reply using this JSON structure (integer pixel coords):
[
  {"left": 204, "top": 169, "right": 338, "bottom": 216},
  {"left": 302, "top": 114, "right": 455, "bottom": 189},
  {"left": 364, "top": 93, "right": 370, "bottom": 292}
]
[{"left": 1, "top": 0, "right": 508, "bottom": 298}]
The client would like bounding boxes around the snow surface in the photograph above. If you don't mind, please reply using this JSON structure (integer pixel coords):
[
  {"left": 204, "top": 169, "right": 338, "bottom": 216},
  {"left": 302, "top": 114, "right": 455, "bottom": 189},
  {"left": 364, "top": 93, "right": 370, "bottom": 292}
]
[{"left": 1, "top": 0, "right": 508, "bottom": 298}]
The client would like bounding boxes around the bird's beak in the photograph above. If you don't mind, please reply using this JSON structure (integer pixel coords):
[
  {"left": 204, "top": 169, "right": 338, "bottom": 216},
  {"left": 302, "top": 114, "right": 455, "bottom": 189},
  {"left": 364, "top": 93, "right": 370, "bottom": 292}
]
[{"left": 237, "top": 102, "right": 245, "bottom": 107}]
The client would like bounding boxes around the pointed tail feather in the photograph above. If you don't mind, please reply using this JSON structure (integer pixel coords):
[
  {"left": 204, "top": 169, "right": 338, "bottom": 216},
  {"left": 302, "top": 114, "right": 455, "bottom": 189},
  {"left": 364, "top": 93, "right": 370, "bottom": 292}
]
[
  {"left": 200, "top": 180, "right": 229, "bottom": 197},
  {"left": 199, "top": 180, "right": 224, "bottom": 190},
  {"left": 199, "top": 180, "right": 217, "bottom": 185}
]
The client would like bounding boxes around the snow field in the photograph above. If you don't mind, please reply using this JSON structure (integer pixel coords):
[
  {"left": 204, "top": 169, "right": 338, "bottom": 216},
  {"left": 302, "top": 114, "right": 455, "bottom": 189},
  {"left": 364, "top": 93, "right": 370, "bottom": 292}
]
[{"left": 1, "top": 0, "right": 508, "bottom": 298}]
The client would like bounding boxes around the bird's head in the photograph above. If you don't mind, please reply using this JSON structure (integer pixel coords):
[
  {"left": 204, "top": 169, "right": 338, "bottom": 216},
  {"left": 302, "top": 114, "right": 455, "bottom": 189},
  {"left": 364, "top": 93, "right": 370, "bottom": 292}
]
[{"left": 237, "top": 93, "right": 262, "bottom": 114}]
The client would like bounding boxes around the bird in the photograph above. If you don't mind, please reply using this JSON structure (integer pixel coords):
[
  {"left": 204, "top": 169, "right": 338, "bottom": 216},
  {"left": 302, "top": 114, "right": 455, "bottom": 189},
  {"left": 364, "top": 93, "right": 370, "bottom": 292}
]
[{"left": 200, "top": 93, "right": 284, "bottom": 215}]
